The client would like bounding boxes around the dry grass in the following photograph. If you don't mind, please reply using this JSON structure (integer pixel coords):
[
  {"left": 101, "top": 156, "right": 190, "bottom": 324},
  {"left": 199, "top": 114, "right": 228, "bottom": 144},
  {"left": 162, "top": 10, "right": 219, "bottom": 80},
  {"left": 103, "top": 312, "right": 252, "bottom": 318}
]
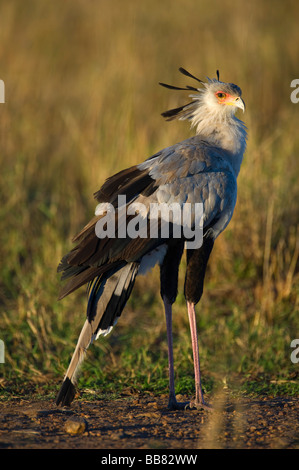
[{"left": 0, "top": 0, "right": 298, "bottom": 398}]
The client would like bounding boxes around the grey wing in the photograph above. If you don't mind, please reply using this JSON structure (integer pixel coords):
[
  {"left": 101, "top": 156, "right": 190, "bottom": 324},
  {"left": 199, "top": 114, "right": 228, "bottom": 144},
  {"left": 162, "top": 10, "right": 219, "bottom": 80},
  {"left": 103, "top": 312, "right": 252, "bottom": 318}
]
[{"left": 137, "top": 138, "right": 238, "bottom": 239}]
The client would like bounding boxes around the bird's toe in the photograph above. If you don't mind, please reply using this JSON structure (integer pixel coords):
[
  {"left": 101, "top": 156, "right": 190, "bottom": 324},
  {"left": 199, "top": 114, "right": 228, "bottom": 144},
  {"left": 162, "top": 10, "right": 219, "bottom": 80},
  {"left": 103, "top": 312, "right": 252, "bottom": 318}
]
[{"left": 186, "top": 399, "right": 212, "bottom": 411}]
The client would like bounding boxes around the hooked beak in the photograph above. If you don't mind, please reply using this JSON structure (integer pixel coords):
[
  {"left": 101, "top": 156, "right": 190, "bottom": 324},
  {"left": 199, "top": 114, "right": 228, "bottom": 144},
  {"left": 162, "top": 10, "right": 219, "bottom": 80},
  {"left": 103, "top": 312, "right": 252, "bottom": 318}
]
[
  {"left": 234, "top": 96, "right": 245, "bottom": 112},
  {"left": 225, "top": 96, "right": 245, "bottom": 112}
]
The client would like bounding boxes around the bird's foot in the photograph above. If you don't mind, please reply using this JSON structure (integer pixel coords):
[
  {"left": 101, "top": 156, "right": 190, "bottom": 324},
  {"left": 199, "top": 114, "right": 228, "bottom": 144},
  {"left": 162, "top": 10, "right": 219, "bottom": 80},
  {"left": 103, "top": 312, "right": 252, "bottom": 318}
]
[
  {"left": 167, "top": 392, "right": 188, "bottom": 410},
  {"left": 167, "top": 400, "right": 189, "bottom": 411},
  {"left": 167, "top": 393, "right": 212, "bottom": 411},
  {"left": 185, "top": 399, "right": 212, "bottom": 411}
]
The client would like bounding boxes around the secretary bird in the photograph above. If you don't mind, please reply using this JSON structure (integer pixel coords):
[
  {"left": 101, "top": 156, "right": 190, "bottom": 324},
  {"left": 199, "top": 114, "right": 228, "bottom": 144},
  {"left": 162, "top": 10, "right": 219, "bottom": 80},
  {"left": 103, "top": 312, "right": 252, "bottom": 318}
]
[{"left": 56, "top": 67, "right": 247, "bottom": 410}]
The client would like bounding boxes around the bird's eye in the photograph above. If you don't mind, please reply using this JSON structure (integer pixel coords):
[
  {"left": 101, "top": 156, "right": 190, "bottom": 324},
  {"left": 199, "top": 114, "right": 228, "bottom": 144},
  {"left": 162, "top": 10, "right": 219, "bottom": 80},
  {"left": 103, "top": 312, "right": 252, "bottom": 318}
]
[{"left": 216, "top": 92, "right": 226, "bottom": 99}]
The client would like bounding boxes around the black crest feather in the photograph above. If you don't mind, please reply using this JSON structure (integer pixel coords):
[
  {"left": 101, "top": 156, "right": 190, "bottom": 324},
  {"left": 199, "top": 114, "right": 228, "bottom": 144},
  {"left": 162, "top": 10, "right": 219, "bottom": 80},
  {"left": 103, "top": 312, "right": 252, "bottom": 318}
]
[
  {"left": 160, "top": 67, "right": 203, "bottom": 121},
  {"left": 161, "top": 102, "right": 194, "bottom": 120},
  {"left": 178, "top": 67, "right": 203, "bottom": 84},
  {"left": 159, "top": 82, "right": 198, "bottom": 92}
]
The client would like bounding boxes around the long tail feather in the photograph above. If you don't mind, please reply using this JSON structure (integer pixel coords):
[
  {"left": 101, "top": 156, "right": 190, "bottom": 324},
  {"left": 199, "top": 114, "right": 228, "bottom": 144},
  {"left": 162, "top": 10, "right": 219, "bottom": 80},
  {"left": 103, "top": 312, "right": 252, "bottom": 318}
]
[
  {"left": 56, "top": 262, "right": 139, "bottom": 406},
  {"left": 55, "top": 319, "right": 92, "bottom": 406}
]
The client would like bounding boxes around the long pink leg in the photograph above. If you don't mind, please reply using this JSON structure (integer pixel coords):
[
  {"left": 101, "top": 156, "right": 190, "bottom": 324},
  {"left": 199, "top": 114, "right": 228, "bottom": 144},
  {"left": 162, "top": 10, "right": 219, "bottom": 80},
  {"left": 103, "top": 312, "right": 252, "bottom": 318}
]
[
  {"left": 187, "top": 301, "right": 208, "bottom": 407},
  {"left": 164, "top": 298, "right": 210, "bottom": 410},
  {"left": 163, "top": 298, "right": 178, "bottom": 409}
]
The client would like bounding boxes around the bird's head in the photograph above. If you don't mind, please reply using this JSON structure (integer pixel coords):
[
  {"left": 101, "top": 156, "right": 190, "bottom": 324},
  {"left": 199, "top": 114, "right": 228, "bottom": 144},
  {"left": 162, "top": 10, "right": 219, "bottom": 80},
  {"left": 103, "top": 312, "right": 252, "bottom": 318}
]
[
  {"left": 160, "top": 68, "right": 245, "bottom": 125},
  {"left": 201, "top": 79, "right": 245, "bottom": 114}
]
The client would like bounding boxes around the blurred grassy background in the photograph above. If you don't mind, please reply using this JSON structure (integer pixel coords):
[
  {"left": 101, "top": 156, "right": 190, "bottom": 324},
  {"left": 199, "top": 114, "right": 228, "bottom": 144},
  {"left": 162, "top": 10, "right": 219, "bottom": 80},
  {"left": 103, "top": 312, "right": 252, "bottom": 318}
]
[{"left": 0, "top": 0, "right": 298, "bottom": 400}]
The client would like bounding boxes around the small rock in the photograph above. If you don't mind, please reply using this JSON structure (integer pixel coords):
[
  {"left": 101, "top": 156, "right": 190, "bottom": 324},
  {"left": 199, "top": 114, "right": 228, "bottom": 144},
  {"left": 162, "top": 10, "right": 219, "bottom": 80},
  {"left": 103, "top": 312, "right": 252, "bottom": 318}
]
[
  {"left": 64, "top": 416, "right": 87, "bottom": 435},
  {"left": 110, "top": 431, "right": 124, "bottom": 440},
  {"left": 176, "top": 394, "right": 184, "bottom": 402}
]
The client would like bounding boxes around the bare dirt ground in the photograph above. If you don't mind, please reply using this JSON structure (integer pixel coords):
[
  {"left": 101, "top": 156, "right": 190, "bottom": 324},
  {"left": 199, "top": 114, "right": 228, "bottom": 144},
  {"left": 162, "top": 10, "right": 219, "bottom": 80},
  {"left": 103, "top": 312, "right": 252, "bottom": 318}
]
[{"left": 0, "top": 392, "right": 298, "bottom": 450}]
